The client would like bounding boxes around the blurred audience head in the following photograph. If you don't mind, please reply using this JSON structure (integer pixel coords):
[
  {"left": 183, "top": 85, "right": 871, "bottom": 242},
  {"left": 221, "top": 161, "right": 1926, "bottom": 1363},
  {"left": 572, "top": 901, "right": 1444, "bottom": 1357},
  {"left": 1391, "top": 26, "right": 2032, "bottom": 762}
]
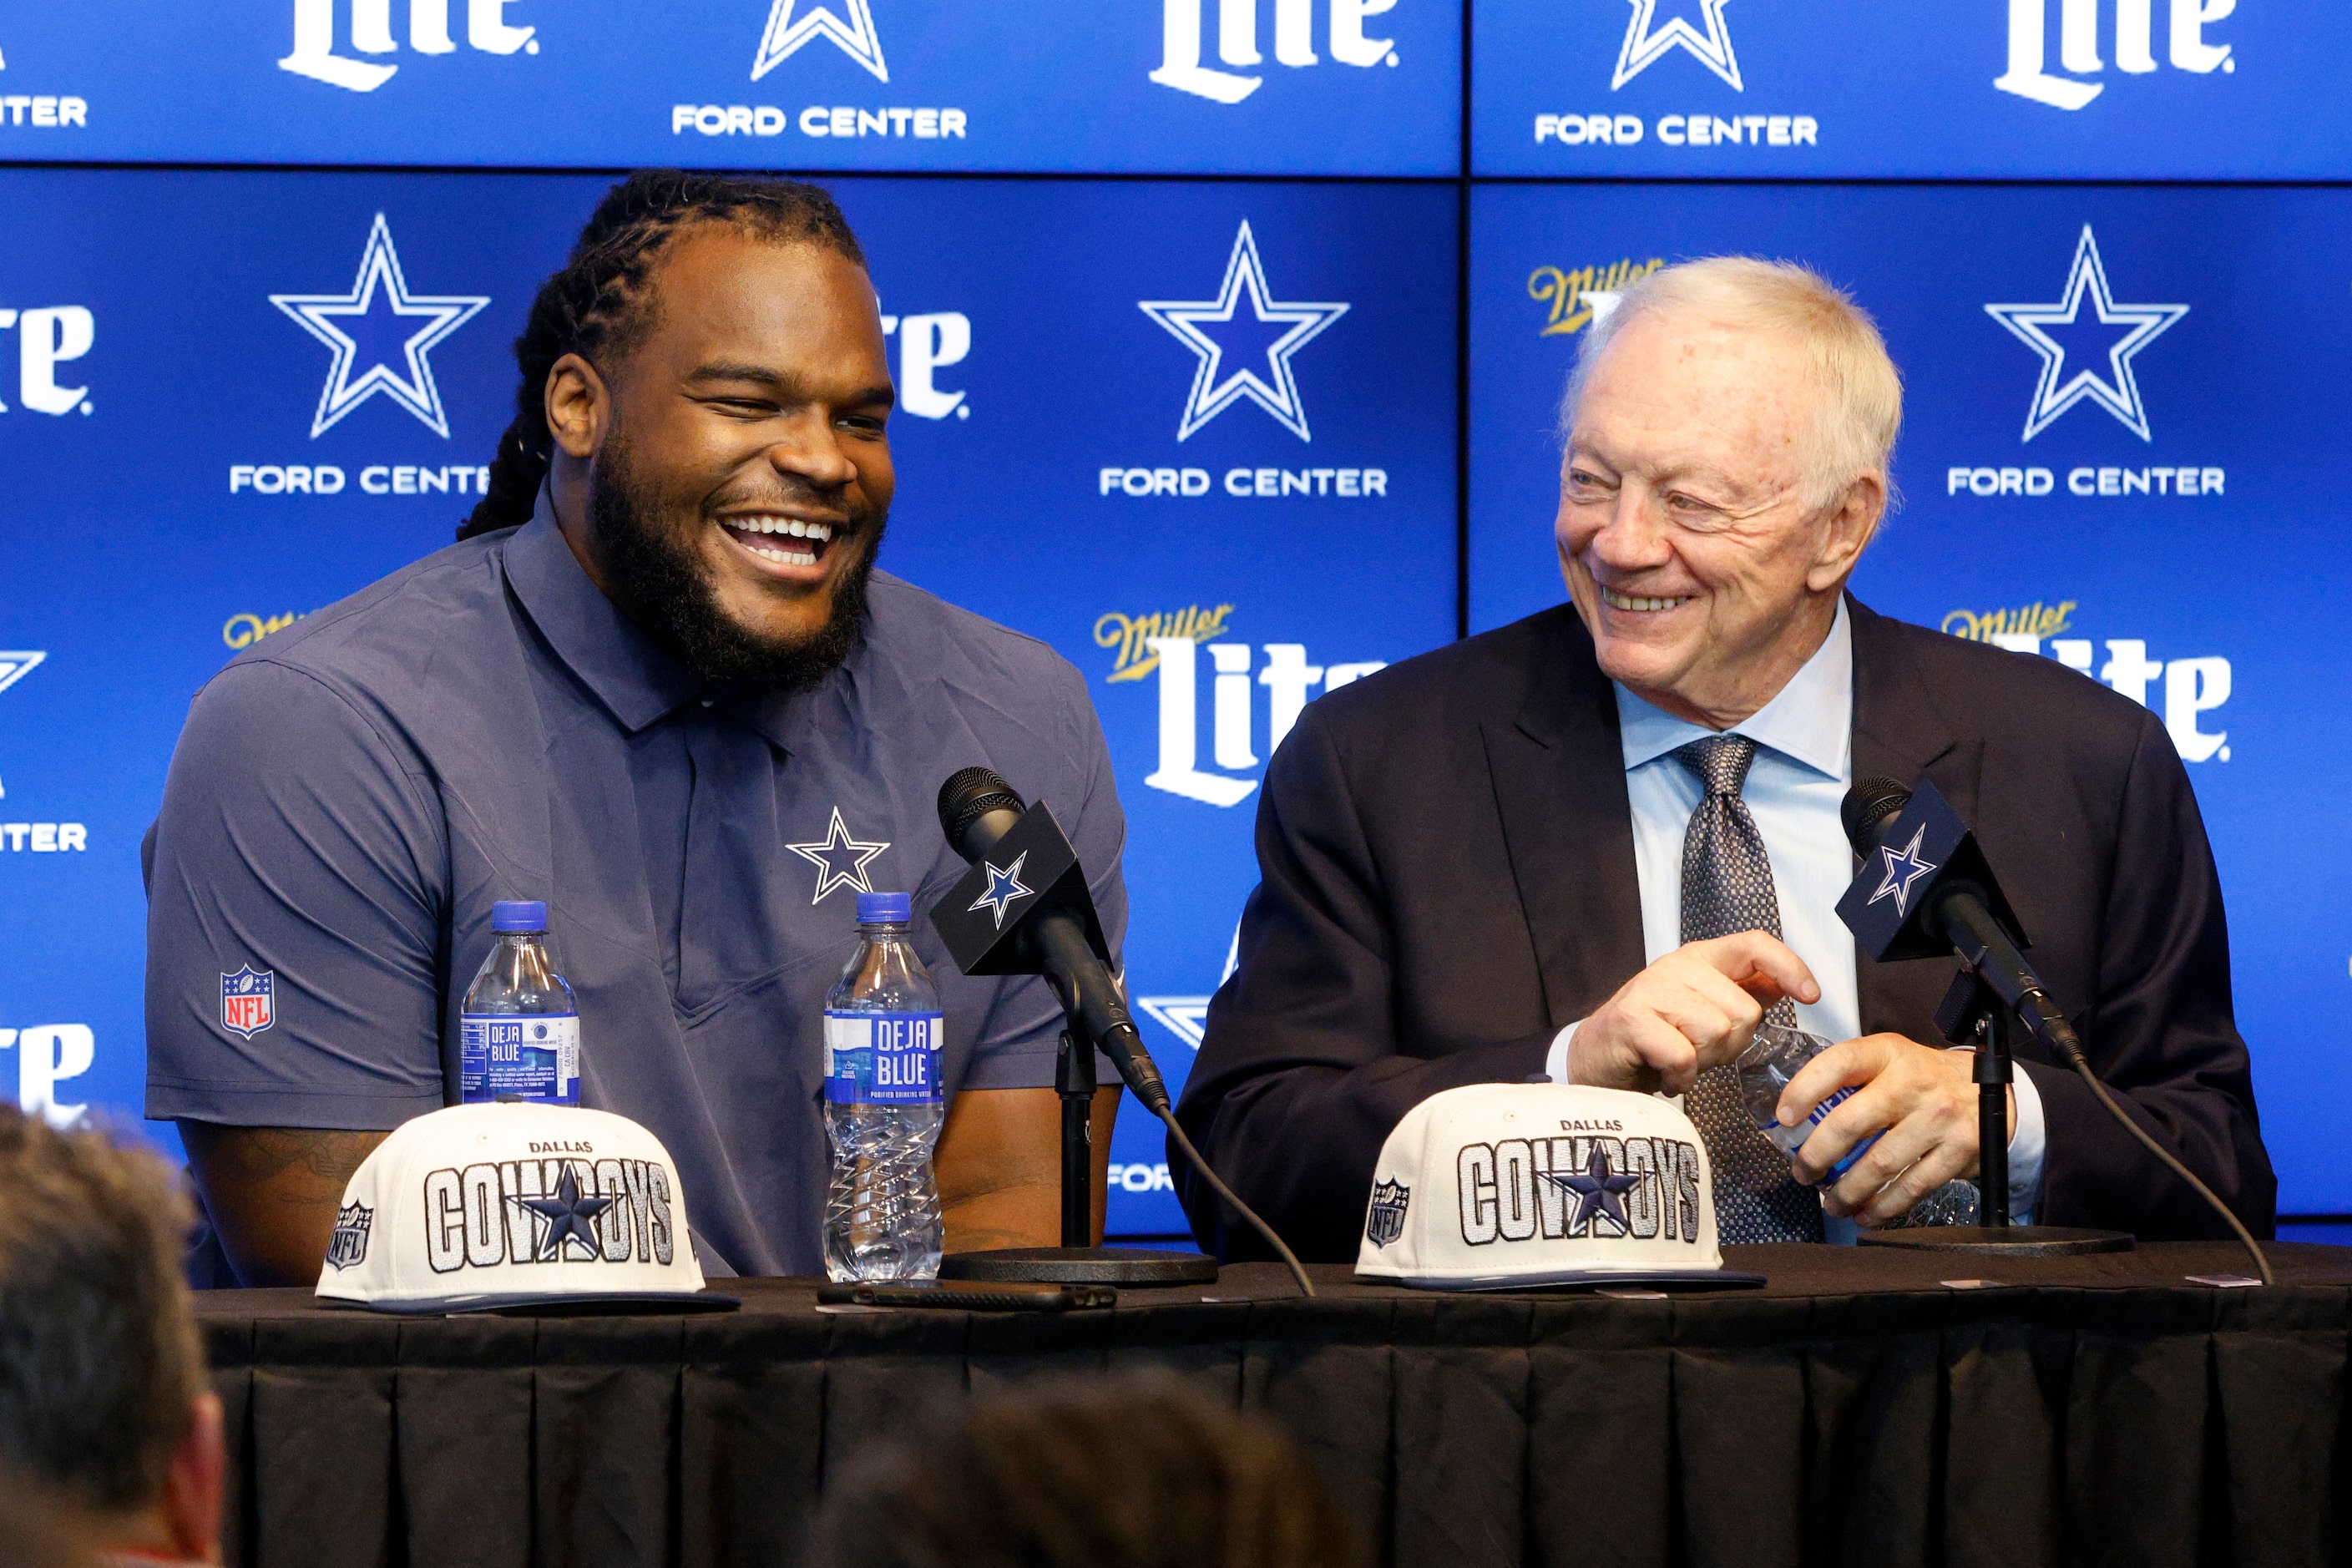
[
  {"left": 0, "top": 1110, "right": 221, "bottom": 1565},
  {"left": 0, "top": 1472, "right": 104, "bottom": 1568},
  {"left": 811, "top": 1375, "right": 1361, "bottom": 1568}
]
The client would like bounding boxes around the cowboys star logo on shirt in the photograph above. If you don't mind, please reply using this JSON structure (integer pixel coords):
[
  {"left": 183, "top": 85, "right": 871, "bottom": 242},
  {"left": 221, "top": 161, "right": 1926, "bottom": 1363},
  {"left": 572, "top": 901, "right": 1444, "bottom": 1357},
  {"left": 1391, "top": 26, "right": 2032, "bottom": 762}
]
[
  {"left": 220, "top": 965, "right": 276, "bottom": 1039},
  {"left": 1365, "top": 1179, "right": 1411, "bottom": 1247},
  {"left": 787, "top": 807, "right": 891, "bottom": 904},
  {"left": 325, "top": 1201, "right": 373, "bottom": 1272}
]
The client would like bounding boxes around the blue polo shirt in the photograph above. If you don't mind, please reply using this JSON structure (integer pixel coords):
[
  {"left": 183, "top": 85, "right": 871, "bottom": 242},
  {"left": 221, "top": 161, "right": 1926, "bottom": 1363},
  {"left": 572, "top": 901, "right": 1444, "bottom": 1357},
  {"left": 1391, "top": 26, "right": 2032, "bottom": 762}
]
[{"left": 144, "top": 493, "right": 1127, "bottom": 1280}]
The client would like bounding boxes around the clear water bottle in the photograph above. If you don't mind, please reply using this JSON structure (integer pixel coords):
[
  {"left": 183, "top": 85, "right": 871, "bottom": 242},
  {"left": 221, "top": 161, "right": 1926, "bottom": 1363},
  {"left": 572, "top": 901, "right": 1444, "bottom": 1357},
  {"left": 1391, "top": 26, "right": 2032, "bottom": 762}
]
[
  {"left": 459, "top": 901, "right": 580, "bottom": 1106},
  {"left": 1734, "top": 1022, "right": 1880, "bottom": 1181},
  {"left": 822, "top": 891, "right": 945, "bottom": 1282}
]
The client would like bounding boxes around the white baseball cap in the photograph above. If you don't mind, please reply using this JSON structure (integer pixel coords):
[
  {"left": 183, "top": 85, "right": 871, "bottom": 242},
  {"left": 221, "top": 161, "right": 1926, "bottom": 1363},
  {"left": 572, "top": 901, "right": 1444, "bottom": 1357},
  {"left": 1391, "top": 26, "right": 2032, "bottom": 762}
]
[
  {"left": 1353, "top": 1083, "right": 1764, "bottom": 1291},
  {"left": 315, "top": 1103, "right": 732, "bottom": 1314}
]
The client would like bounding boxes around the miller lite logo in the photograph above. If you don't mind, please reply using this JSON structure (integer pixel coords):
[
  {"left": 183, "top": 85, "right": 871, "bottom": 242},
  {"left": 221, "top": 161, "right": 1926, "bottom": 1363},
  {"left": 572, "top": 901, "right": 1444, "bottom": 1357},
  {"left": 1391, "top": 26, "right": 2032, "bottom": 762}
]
[
  {"left": 325, "top": 1201, "right": 373, "bottom": 1271},
  {"left": 220, "top": 966, "right": 276, "bottom": 1039},
  {"left": 1151, "top": 0, "right": 1404, "bottom": 104},
  {"left": 280, "top": 0, "right": 539, "bottom": 93},
  {"left": 1365, "top": 1178, "right": 1410, "bottom": 1247},
  {"left": 1116, "top": 631, "right": 1388, "bottom": 808},
  {"left": 1995, "top": 0, "right": 2238, "bottom": 110}
]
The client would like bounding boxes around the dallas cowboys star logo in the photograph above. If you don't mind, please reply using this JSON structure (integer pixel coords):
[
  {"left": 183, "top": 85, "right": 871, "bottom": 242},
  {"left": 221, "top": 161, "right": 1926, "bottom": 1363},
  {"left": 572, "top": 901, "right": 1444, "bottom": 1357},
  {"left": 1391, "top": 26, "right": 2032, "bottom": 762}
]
[
  {"left": 1612, "top": 0, "right": 1743, "bottom": 90},
  {"left": 0, "top": 650, "right": 43, "bottom": 799},
  {"left": 1984, "top": 226, "right": 2188, "bottom": 443},
  {"left": 1867, "top": 824, "right": 1939, "bottom": 918},
  {"left": 968, "top": 852, "right": 1033, "bottom": 930},
  {"left": 787, "top": 807, "right": 891, "bottom": 904},
  {"left": 752, "top": 0, "right": 888, "bottom": 82},
  {"left": 517, "top": 1164, "right": 616, "bottom": 1262},
  {"left": 1136, "top": 996, "right": 1213, "bottom": 1050},
  {"left": 270, "top": 214, "right": 489, "bottom": 440},
  {"left": 1545, "top": 1146, "right": 1645, "bottom": 1236},
  {"left": 0, "top": 651, "right": 44, "bottom": 701},
  {"left": 1139, "top": 221, "right": 1349, "bottom": 443}
]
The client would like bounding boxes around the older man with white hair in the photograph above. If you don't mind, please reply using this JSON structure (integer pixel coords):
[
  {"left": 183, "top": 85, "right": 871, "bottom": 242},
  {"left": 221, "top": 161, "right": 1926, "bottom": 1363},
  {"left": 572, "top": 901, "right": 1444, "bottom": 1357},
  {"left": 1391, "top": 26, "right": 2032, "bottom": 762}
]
[{"left": 1175, "top": 256, "right": 2272, "bottom": 1257}]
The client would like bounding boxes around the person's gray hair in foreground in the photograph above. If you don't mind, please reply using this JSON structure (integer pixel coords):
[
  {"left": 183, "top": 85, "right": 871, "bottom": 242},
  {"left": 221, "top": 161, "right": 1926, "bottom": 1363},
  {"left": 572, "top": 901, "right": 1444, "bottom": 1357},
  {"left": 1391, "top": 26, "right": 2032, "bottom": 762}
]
[
  {"left": 809, "top": 1375, "right": 1362, "bottom": 1568},
  {"left": 0, "top": 1110, "right": 221, "bottom": 1565}
]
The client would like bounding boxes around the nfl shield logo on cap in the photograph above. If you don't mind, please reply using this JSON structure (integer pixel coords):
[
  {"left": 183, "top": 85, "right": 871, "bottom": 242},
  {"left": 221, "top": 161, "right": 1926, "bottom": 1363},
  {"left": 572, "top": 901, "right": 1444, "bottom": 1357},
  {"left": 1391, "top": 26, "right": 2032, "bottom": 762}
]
[
  {"left": 316, "top": 1103, "right": 731, "bottom": 1314},
  {"left": 1364, "top": 1179, "right": 1411, "bottom": 1248},
  {"left": 1353, "top": 1083, "right": 1764, "bottom": 1292}
]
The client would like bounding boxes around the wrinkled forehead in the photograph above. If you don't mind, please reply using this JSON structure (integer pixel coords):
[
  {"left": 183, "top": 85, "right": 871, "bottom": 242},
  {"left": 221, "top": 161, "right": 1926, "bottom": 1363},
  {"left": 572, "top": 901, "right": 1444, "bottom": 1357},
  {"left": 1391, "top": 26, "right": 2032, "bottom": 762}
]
[
  {"left": 629, "top": 227, "right": 884, "bottom": 370},
  {"left": 1570, "top": 309, "right": 1821, "bottom": 485}
]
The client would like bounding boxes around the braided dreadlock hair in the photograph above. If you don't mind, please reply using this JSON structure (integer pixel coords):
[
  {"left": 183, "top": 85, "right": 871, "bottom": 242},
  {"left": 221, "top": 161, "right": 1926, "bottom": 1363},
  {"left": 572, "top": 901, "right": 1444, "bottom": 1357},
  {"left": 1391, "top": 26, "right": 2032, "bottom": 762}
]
[{"left": 458, "top": 170, "right": 867, "bottom": 541}]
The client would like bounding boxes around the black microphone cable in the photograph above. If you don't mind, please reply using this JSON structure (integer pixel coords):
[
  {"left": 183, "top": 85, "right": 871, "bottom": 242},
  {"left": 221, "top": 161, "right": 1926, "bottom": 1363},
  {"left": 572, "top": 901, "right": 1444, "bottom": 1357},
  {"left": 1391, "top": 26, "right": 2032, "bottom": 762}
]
[
  {"left": 1061, "top": 1012, "right": 1315, "bottom": 1298},
  {"left": 1159, "top": 1103, "right": 1315, "bottom": 1298},
  {"left": 2027, "top": 998, "right": 2271, "bottom": 1287},
  {"left": 1848, "top": 777, "right": 2271, "bottom": 1286}
]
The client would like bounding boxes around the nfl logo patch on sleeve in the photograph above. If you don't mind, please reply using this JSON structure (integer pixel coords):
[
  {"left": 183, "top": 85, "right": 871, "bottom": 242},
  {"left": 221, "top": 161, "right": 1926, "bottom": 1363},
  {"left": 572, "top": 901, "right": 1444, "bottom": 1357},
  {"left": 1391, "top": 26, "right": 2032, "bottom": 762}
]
[{"left": 220, "top": 966, "right": 276, "bottom": 1039}]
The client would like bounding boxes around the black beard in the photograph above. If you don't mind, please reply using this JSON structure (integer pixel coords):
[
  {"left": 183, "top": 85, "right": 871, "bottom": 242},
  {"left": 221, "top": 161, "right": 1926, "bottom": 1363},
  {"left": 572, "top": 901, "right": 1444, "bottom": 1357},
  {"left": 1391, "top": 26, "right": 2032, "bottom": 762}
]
[{"left": 584, "top": 437, "right": 883, "bottom": 693}]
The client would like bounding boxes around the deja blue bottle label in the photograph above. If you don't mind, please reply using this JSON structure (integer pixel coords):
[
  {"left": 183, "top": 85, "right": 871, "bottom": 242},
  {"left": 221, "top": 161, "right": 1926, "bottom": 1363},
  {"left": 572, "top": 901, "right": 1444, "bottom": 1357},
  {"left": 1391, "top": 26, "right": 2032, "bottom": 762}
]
[
  {"left": 460, "top": 1014, "right": 580, "bottom": 1105},
  {"left": 823, "top": 1012, "right": 943, "bottom": 1105},
  {"left": 1761, "top": 1085, "right": 1879, "bottom": 1181}
]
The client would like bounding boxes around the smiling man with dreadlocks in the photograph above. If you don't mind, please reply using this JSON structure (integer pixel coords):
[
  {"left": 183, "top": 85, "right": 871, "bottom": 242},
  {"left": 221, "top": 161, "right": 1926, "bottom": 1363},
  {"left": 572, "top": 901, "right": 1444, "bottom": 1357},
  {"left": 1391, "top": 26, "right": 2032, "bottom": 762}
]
[{"left": 144, "top": 173, "right": 1130, "bottom": 1287}]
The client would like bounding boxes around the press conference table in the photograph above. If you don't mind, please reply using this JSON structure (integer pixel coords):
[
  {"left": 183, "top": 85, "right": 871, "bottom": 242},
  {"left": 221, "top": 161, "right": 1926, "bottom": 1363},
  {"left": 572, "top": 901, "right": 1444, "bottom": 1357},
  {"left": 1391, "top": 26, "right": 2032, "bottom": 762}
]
[{"left": 196, "top": 1240, "right": 2351, "bottom": 1568}]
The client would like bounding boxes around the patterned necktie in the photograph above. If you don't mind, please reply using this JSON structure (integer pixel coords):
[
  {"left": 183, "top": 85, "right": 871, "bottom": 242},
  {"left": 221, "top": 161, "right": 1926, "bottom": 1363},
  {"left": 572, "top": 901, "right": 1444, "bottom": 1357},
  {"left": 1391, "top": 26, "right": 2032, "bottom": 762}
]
[{"left": 1672, "top": 735, "right": 1826, "bottom": 1243}]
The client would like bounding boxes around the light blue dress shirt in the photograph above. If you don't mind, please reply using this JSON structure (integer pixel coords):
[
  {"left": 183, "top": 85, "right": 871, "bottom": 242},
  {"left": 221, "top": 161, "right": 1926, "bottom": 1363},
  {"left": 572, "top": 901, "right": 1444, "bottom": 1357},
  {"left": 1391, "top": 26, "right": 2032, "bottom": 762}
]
[{"left": 1544, "top": 599, "right": 2045, "bottom": 1239}]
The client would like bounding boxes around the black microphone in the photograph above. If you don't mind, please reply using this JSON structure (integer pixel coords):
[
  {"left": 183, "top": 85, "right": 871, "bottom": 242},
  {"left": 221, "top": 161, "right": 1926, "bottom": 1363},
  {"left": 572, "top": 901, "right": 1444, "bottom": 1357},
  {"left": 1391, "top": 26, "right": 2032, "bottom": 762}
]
[
  {"left": 938, "top": 765, "right": 1027, "bottom": 861},
  {"left": 1839, "top": 778, "right": 2081, "bottom": 1065},
  {"left": 1839, "top": 776, "right": 2272, "bottom": 1282},
  {"left": 934, "top": 767, "right": 1172, "bottom": 1115}
]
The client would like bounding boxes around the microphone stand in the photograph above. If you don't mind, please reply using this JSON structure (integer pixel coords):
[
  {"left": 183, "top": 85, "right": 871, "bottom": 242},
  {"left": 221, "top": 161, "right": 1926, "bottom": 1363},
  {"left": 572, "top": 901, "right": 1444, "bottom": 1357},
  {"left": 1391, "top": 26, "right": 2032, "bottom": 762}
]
[
  {"left": 1056, "top": 1028, "right": 1095, "bottom": 1249},
  {"left": 1971, "top": 1010, "right": 2010, "bottom": 1230},
  {"left": 937, "top": 1017, "right": 1220, "bottom": 1287},
  {"left": 928, "top": 776, "right": 1306, "bottom": 1292},
  {"left": 1856, "top": 969, "right": 2132, "bottom": 1257}
]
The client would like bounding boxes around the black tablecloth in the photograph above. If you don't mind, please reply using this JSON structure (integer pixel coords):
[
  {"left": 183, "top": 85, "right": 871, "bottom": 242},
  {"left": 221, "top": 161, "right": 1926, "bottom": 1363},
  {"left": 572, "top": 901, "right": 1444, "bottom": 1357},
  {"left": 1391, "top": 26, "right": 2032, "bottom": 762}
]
[{"left": 196, "top": 1241, "right": 2352, "bottom": 1568}]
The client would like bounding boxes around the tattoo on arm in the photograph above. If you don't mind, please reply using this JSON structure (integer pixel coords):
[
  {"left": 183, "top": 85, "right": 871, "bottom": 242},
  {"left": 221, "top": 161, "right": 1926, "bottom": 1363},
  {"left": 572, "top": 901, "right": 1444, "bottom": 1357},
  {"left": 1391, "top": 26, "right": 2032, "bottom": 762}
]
[
  {"left": 180, "top": 1122, "right": 391, "bottom": 1286},
  {"left": 185, "top": 1125, "right": 385, "bottom": 1201}
]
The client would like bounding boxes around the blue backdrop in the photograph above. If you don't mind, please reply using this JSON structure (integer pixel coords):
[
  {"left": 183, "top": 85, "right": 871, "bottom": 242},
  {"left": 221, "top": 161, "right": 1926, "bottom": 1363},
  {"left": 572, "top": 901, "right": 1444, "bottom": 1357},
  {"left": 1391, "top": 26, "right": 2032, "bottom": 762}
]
[{"left": 0, "top": 0, "right": 2337, "bottom": 1237}]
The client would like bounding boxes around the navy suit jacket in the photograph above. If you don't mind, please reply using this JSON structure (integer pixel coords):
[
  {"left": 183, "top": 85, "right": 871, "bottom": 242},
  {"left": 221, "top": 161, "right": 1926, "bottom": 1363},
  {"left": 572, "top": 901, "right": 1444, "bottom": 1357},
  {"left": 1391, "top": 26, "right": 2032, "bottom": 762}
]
[{"left": 1173, "top": 598, "right": 2275, "bottom": 1262}]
